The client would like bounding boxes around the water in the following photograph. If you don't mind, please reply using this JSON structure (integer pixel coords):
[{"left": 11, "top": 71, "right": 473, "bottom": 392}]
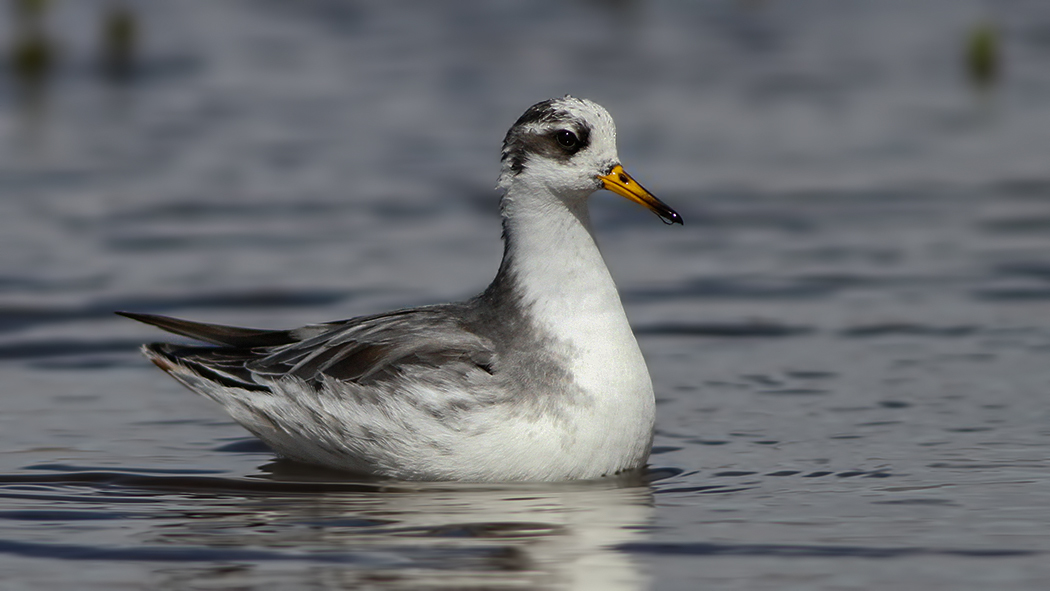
[{"left": 2, "top": 0, "right": 1050, "bottom": 589}]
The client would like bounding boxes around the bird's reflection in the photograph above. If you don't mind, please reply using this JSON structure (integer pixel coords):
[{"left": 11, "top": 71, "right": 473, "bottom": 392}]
[{"left": 147, "top": 461, "right": 655, "bottom": 590}]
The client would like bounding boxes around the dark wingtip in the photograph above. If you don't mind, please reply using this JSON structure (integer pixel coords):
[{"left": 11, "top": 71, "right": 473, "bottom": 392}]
[
  {"left": 116, "top": 310, "right": 175, "bottom": 330},
  {"left": 116, "top": 310, "right": 296, "bottom": 348}
]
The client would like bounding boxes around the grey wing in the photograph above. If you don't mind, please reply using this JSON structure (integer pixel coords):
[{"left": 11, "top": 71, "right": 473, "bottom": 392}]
[
  {"left": 121, "top": 306, "right": 498, "bottom": 392},
  {"left": 248, "top": 305, "right": 498, "bottom": 388}
]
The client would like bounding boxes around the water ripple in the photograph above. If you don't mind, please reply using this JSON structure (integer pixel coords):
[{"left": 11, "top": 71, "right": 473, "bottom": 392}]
[
  {"left": 0, "top": 538, "right": 415, "bottom": 565},
  {"left": 617, "top": 541, "right": 1037, "bottom": 559}
]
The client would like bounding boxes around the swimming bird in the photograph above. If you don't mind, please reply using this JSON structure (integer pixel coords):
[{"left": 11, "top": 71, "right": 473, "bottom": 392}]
[{"left": 119, "top": 96, "right": 682, "bottom": 482}]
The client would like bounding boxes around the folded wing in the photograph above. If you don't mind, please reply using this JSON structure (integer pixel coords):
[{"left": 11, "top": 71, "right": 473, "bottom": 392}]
[{"left": 118, "top": 307, "right": 497, "bottom": 393}]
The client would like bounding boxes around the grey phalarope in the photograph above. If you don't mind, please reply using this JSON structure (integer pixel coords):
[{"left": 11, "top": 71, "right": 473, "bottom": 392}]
[{"left": 119, "top": 96, "right": 682, "bottom": 482}]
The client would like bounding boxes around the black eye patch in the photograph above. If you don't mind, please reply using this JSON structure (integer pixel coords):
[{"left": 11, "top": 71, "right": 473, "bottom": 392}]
[{"left": 502, "top": 116, "right": 592, "bottom": 175}]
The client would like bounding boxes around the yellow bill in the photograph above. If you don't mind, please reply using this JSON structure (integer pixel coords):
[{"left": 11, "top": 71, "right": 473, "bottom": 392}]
[{"left": 599, "top": 164, "right": 682, "bottom": 225}]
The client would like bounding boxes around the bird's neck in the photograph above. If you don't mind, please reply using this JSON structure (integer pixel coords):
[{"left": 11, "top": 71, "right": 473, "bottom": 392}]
[
  {"left": 496, "top": 184, "right": 620, "bottom": 330},
  {"left": 488, "top": 183, "right": 648, "bottom": 394}
]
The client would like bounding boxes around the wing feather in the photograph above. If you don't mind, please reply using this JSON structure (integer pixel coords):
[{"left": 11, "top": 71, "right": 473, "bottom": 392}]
[{"left": 121, "top": 305, "right": 498, "bottom": 390}]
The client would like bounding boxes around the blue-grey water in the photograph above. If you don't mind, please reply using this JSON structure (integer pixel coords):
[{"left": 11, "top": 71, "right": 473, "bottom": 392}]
[{"left": 2, "top": 1, "right": 1050, "bottom": 589}]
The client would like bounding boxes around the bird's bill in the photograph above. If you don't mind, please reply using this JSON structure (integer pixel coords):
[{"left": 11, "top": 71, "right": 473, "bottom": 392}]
[{"left": 599, "top": 165, "right": 683, "bottom": 225}]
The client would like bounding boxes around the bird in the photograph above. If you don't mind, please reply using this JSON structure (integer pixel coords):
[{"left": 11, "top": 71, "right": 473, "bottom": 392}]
[{"left": 119, "top": 96, "right": 682, "bottom": 482}]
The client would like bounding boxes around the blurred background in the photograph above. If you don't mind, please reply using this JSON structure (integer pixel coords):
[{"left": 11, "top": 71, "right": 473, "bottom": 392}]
[
  {"left": 2, "top": 1, "right": 1050, "bottom": 590},
  {"left": 2, "top": 0, "right": 1047, "bottom": 319}
]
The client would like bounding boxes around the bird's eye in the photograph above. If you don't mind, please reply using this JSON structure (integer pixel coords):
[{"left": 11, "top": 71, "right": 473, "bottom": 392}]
[{"left": 555, "top": 130, "right": 578, "bottom": 149}]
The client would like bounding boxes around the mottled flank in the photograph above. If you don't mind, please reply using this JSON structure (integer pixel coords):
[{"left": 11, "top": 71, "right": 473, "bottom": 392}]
[{"left": 125, "top": 271, "right": 591, "bottom": 478}]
